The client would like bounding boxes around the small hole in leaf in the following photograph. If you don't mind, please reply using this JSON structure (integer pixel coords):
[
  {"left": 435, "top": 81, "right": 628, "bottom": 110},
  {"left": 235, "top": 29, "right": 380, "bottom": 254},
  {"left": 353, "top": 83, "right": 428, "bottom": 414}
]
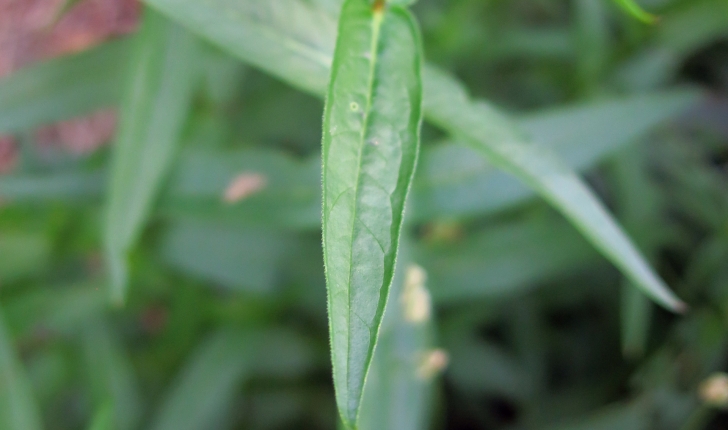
[{"left": 350, "top": 102, "right": 359, "bottom": 111}]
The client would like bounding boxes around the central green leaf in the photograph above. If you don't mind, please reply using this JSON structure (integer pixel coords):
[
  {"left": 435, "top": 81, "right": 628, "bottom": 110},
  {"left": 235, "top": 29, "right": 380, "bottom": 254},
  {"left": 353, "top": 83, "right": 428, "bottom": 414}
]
[{"left": 321, "top": 0, "right": 423, "bottom": 427}]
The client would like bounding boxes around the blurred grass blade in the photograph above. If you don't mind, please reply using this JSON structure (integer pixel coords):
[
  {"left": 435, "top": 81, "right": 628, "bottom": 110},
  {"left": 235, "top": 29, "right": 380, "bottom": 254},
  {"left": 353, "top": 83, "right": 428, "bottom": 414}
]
[
  {"left": 422, "top": 216, "right": 598, "bottom": 304},
  {"left": 322, "top": 0, "right": 423, "bottom": 426},
  {"left": 143, "top": 0, "right": 685, "bottom": 311},
  {"left": 0, "top": 307, "right": 42, "bottom": 430},
  {"left": 160, "top": 221, "right": 292, "bottom": 293},
  {"left": 611, "top": 147, "right": 662, "bottom": 357},
  {"left": 414, "top": 89, "right": 699, "bottom": 220},
  {"left": 5, "top": 283, "right": 107, "bottom": 338},
  {"left": 149, "top": 329, "right": 250, "bottom": 430},
  {"left": 87, "top": 402, "right": 114, "bottom": 430},
  {"left": 423, "top": 66, "right": 685, "bottom": 312},
  {"left": 540, "top": 401, "right": 648, "bottom": 430},
  {"left": 0, "top": 39, "right": 129, "bottom": 134},
  {"left": 358, "top": 239, "right": 439, "bottom": 430},
  {"left": 0, "top": 171, "right": 105, "bottom": 203},
  {"left": 104, "top": 8, "right": 200, "bottom": 305},
  {"left": 83, "top": 322, "right": 142, "bottom": 430},
  {"left": 146, "top": 0, "right": 335, "bottom": 95},
  {"left": 621, "top": 285, "right": 653, "bottom": 358},
  {"left": 613, "top": 0, "right": 657, "bottom": 24},
  {"left": 0, "top": 233, "right": 51, "bottom": 283},
  {"left": 161, "top": 148, "right": 322, "bottom": 229}
]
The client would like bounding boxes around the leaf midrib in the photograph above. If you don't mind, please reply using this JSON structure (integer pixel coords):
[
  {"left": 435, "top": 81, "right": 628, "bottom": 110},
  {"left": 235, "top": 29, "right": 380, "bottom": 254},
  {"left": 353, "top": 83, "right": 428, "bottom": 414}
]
[{"left": 341, "top": 6, "right": 385, "bottom": 423}]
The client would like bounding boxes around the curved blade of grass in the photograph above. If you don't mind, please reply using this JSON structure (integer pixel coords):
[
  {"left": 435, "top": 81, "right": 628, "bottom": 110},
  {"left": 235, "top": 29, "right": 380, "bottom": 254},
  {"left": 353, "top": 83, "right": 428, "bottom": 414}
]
[
  {"left": 104, "top": 8, "right": 199, "bottom": 305},
  {"left": 322, "top": 0, "right": 423, "bottom": 426},
  {"left": 142, "top": 0, "right": 684, "bottom": 312},
  {"left": 0, "top": 307, "right": 42, "bottom": 430},
  {"left": 0, "top": 39, "right": 129, "bottom": 134},
  {"left": 610, "top": 147, "right": 663, "bottom": 357},
  {"left": 613, "top": 0, "right": 657, "bottom": 24},
  {"left": 82, "top": 322, "right": 142, "bottom": 430}
]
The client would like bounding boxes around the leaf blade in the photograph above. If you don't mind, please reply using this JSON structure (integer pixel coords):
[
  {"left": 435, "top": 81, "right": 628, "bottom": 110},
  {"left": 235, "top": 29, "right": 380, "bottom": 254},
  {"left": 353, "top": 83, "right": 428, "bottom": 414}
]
[
  {"left": 422, "top": 66, "right": 686, "bottom": 312},
  {"left": 0, "top": 39, "right": 129, "bottom": 134},
  {"left": 141, "top": 0, "right": 685, "bottom": 311},
  {"left": 322, "top": 1, "right": 423, "bottom": 425},
  {"left": 104, "top": 8, "right": 200, "bottom": 304},
  {"left": 148, "top": 329, "right": 251, "bottom": 430},
  {"left": 0, "top": 307, "right": 43, "bottom": 430}
]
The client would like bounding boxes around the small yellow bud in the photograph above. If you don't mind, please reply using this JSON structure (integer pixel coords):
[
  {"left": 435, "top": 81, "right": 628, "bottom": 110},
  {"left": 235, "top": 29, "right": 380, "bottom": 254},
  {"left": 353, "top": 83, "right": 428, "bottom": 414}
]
[{"left": 401, "top": 264, "right": 431, "bottom": 324}]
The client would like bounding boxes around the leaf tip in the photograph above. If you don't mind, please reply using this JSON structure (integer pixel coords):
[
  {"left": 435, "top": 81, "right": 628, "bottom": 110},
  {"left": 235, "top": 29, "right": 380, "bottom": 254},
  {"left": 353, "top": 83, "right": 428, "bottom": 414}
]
[{"left": 673, "top": 300, "right": 689, "bottom": 314}]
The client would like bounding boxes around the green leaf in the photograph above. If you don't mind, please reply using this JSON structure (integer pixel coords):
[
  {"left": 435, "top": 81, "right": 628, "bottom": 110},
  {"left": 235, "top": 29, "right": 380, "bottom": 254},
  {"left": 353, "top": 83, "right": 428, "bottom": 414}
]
[
  {"left": 358, "top": 240, "right": 439, "bottom": 430},
  {"left": 0, "top": 171, "right": 105, "bottom": 203},
  {"left": 412, "top": 89, "right": 698, "bottom": 220},
  {"left": 87, "top": 402, "right": 114, "bottom": 430},
  {"left": 104, "top": 8, "right": 200, "bottom": 305},
  {"left": 148, "top": 329, "right": 251, "bottom": 430},
  {"left": 82, "top": 322, "right": 142, "bottom": 430},
  {"left": 610, "top": 146, "right": 663, "bottom": 358},
  {"left": 145, "top": 0, "right": 335, "bottom": 95},
  {"left": 539, "top": 401, "right": 649, "bottom": 430},
  {"left": 142, "top": 0, "right": 685, "bottom": 311},
  {"left": 621, "top": 284, "right": 652, "bottom": 358},
  {"left": 321, "top": 0, "right": 423, "bottom": 426},
  {"left": 160, "top": 149, "right": 322, "bottom": 229},
  {"left": 0, "top": 307, "right": 43, "bottom": 430},
  {"left": 0, "top": 39, "right": 129, "bottom": 134},
  {"left": 422, "top": 216, "right": 599, "bottom": 304},
  {"left": 612, "top": 0, "right": 657, "bottom": 24},
  {"left": 160, "top": 221, "right": 293, "bottom": 293},
  {"left": 0, "top": 233, "right": 51, "bottom": 283},
  {"left": 422, "top": 66, "right": 685, "bottom": 312},
  {"left": 4, "top": 283, "right": 107, "bottom": 338}
]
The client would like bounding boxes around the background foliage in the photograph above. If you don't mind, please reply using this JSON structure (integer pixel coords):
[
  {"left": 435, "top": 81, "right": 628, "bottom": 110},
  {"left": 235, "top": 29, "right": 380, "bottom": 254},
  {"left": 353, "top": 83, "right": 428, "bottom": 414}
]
[{"left": 0, "top": 0, "right": 727, "bottom": 429}]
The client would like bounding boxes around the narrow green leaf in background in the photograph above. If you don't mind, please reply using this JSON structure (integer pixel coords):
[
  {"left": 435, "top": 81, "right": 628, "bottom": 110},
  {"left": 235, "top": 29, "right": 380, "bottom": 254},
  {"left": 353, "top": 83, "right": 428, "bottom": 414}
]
[
  {"left": 104, "top": 8, "right": 200, "bottom": 304},
  {"left": 141, "top": 0, "right": 686, "bottom": 312},
  {"left": 160, "top": 221, "right": 292, "bottom": 293},
  {"left": 322, "top": 0, "right": 423, "bottom": 426},
  {"left": 0, "top": 233, "right": 50, "bottom": 283},
  {"left": 539, "top": 401, "right": 649, "bottom": 430},
  {"left": 423, "top": 67, "right": 686, "bottom": 312},
  {"left": 612, "top": 0, "right": 657, "bottom": 24},
  {"left": 82, "top": 322, "right": 142, "bottom": 430},
  {"left": 358, "top": 239, "right": 440, "bottom": 430},
  {"left": 86, "top": 402, "right": 114, "bottom": 430},
  {"left": 0, "top": 39, "right": 129, "bottom": 134},
  {"left": 0, "top": 307, "right": 42, "bottom": 430},
  {"left": 149, "top": 329, "right": 251, "bottom": 430},
  {"left": 610, "top": 146, "right": 664, "bottom": 358},
  {"left": 422, "top": 216, "right": 598, "bottom": 304}
]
